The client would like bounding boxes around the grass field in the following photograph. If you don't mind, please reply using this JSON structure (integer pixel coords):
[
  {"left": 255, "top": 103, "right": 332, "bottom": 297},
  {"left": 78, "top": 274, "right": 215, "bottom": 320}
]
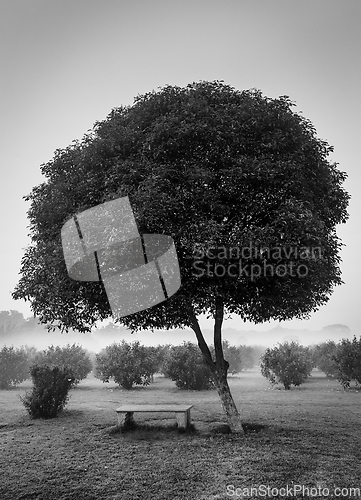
[{"left": 0, "top": 369, "right": 360, "bottom": 500}]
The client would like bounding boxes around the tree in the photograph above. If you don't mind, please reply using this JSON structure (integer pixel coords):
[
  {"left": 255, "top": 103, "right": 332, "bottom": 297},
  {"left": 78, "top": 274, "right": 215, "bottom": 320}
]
[
  {"left": 12, "top": 81, "right": 350, "bottom": 432},
  {"left": 0, "top": 310, "right": 26, "bottom": 337},
  {"left": 153, "top": 344, "right": 172, "bottom": 375},
  {"left": 221, "top": 341, "right": 243, "bottom": 375},
  {"left": 164, "top": 342, "right": 214, "bottom": 390},
  {"left": 248, "top": 345, "right": 267, "bottom": 366},
  {"left": 260, "top": 341, "right": 313, "bottom": 390},
  {"left": 238, "top": 345, "right": 257, "bottom": 371},
  {"left": 333, "top": 336, "right": 361, "bottom": 388},
  {"left": 312, "top": 341, "right": 339, "bottom": 378},
  {"left": 0, "top": 346, "right": 29, "bottom": 389},
  {"left": 145, "top": 345, "right": 169, "bottom": 381},
  {"left": 34, "top": 344, "right": 92, "bottom": 386},
  {"left": 209, "top": 340, "right": 249, "bottom": 374},
  {"left": 95, "top": 340, "right": 155, "bottom": 389},
  {"left": 21, "top": 365, "right": 74, "bottom": 418}
]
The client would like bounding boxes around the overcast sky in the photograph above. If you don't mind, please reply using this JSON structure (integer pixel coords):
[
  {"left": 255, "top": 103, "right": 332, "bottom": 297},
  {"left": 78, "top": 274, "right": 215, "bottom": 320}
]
[{"left": 1, "top": 0, "right": 360, "bottom": 335}]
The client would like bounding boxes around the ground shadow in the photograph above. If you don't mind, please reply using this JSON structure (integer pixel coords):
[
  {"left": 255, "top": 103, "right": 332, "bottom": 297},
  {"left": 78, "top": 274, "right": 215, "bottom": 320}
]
[{"left": 242, "top": 422, "right": 267, "bottom": 434}]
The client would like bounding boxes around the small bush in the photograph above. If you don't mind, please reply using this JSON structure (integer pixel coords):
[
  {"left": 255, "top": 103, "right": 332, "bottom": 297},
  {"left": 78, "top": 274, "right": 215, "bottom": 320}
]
[
  {"left": 334, "top": 336, "right": 361, "bottom": 389},
  {"left": 210, "top": 342, "right": 257, "bottom": 374},
  {"left": 34, "top": 344, "right": 92, "bottom": 386},
  {"left": 312, "top": 341, "right": 339, "bottom": 378},
  {"left": 164, "top": 342, "right": 214, "bottom": 390},
  {"left": 21, "top": 364, "right": 74, "bottom": 418},
  {"left": 95, "top": 341, "right": 155, "bottom": 389},
  {"left": 210, "top": 341, "right": 243, "bottom": 375},
  {"left": 146, "top": 345, "right": 171, "bottom": 377},
  {"left": 0, "top": 346, "right": 29, "bottom": 389},
  {"left": 154, "top": 345, "right": 173, "bottom": 375},
  {"left": 260, "top": 341, "right": 313, "bottom": 390}
]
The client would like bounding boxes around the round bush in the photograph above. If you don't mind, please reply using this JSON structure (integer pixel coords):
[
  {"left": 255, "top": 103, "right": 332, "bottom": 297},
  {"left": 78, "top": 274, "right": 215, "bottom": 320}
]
[
  {"left": 21, "top": 364, "right": 74, "bottom": 419},
  {"left": 0, "top": 346, "right": 29, "bottom": 389},
  {"left": 34, "top": 344, "right": 92, "bottom": 386},
  {"left": 164, "top": 342, "right": 214, "bottom": 390},
  {"left": 260, "top": 341, "right": 313, "bottom": 390},
  {"left": 95, "top": 341, "right": 155, "bottom": 389}
]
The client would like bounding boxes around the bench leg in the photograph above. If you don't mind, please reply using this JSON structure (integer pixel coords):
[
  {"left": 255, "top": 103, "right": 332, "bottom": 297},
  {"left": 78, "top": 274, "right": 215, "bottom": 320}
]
[
  {"left": 117, "top": 411, "right": 134, "bottom": 428},
  {"left": 176, "top": 410, "right": 191, "bottom": 430}
]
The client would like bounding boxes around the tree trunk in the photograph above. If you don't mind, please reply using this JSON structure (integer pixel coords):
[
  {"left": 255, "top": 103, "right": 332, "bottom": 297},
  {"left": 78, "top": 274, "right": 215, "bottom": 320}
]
[
  {"left": 188, "top": 299, "right": 244, "bottom": 434},
  {"left": 211, "top": 362, "right": 244, "bottom": 433}
]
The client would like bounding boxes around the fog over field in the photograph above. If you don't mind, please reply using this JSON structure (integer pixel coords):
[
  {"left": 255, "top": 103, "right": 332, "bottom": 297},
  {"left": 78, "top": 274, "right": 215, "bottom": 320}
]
[{"left": 0, "top": 312, "right": 356, "bottom": 354}]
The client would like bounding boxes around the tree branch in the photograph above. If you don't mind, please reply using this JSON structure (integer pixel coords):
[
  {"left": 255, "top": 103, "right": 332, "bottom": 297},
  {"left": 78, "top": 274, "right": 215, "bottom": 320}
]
[{"left": 187, "top": 305, "right": 214, "bottom": 368}]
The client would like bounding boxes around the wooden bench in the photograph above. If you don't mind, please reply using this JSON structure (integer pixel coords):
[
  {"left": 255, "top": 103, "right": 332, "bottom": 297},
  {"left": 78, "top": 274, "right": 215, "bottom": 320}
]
[{"left": 115, "top": 404, "right": 193, "bottom": 430}]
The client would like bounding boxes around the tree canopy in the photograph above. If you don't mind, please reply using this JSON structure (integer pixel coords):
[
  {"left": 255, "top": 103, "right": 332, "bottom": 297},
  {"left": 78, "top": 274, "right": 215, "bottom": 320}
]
[{"left": 13, "top": 81, "right": 349, "bottom": 335}]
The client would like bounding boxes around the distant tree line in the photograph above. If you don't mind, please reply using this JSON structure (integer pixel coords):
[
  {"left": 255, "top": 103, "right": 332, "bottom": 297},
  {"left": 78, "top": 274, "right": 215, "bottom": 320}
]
[
  {"left": 3, "top": 336, "right": 361, "bottom": 392},
  {"left": 0, "top": 310, "right": 38, "bottom": 336},
  {"left": 0, "top": 340, "right": 261, "bottom": 392},
  {"left": 1, "top": 343, "right": 93, "bottom": 419},
  {"left": 0, "top": 343, "right": 92, "bottom": 390},
  {"left": 95, "top": 340, "right": 262, "bottom": 390}
]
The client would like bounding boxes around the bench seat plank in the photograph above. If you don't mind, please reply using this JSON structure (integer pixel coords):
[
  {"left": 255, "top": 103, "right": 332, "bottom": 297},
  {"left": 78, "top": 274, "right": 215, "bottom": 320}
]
[{"left": 116, "top": 404, "right": 193, "bottom": 413}]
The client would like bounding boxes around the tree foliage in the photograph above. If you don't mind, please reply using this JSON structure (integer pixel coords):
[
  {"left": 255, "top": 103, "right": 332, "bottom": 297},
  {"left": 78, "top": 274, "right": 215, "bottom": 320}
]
[
  {"left": 260, "top": 341, "right": 313, "bottom": 390},
  {"left": 333, "top": 336, "right": 361, "bottom": 389},
  {"left": 34, "top": 344, "right": 92, "bottom": 386},
  {"left": 0, "top": 310, "right": 26, "bottom": 337},
  {"left": 312, "top": 340, "right": 339, "bottom": 378},
  {"left": 95, "top": 341, "right": 155, "bottom": 389},
  {"left": 246, "top": 345, "right": 266, "bottom": 367},
  {"left": 21, "top": 365, "right": 74, "bottom": 418},
  {"left": 209, "top": 341, "right": 256, "bottom": 374},
  {"left": 164, "top": 342, "right": 214, "bottom": 390},
  {"left": 238, "top": 345, "right": 258, "bottom": 371},
  {"left": 145, "top": 345, "right": 170, "bottom": 376},
  {"left": 221, "top": 341, "right": 243, "bottom": 374},
  {"left": 0, "top": 346, "right": 29, "bottom": 389},
  {"left": 13, "top": 81, "right": 349, "bottom": 334}
]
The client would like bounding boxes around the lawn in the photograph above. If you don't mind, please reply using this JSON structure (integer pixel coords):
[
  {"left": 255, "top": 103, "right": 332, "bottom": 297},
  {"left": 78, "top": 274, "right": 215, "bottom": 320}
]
[{"left": 0, "top": 369, "right": 360, "bottom": 500}]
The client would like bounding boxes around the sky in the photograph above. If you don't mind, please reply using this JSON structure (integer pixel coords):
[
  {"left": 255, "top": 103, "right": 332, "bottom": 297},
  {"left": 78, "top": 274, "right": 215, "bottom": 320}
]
[{"left": 0, "top": 0, "right": 360, "bottom": 337}]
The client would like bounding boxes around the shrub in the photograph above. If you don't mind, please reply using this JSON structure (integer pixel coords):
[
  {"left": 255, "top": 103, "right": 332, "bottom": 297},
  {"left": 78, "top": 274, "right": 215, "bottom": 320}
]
[
  {"left": 22, "top": 345, "right": 38, "bottom": 368},
  {"left": 0, "top": 346, "right": 29, "bottom": 389},
  {"left": 146, "top": 345, "right": 171, "bottom": 377},
  {"left": 249, "top": 345, "right": 267, "bottom": 366},
  {"left": 260, "top": 341, "right": 313, "bottom": 390},
  {"left": 21, "top": 364, "right": 74, "bottom": 418},
  {"left": 95, "top": 341, "right": 155, "bottom": 389},
  {"left": 209, "top": 341, "right": 255, "bottom": 374},
  {"left": 34, "top": 344, "right": 92, "bottom": 386},
  {"left": 312, "top": 341, "right": 339, "bottom": 378},
  {"left": 238, "top": 345, "right": 257, "bottom": 371},
  {"left": 155, "top": 345, "right": 172, "bottom": 375},
  {"left": 219, "top": 341, "right": 243, "bottom": 374},
  {"left": 164, "top": 342, "right": 214, "bottom": 390},
  {"left": 334, "top": 336, "right": 361, "bottom": 389}
]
